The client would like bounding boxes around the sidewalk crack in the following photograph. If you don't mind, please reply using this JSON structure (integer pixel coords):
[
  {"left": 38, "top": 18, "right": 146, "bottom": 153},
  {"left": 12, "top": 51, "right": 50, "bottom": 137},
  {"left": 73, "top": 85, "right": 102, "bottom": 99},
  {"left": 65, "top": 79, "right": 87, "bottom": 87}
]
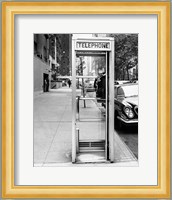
[{"left": 42, "top": 105, "right": 68, "bottom": 165}]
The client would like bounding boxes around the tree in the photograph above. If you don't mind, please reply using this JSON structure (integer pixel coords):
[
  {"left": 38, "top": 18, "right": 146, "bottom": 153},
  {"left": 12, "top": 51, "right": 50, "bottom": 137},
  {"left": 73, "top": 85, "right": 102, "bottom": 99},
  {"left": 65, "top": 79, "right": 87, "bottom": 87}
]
[
  {"left": 76, "top": 56, "right": 86, "bottom": 76},
  {"left": 92, "top": 56, "right": 106, "bottom": 75},
  {"left": 76, "top": 56, "right": 86, "bottom": 107},
  {"left": 109, "top": 34, "right": 138, "bottom": 80}
]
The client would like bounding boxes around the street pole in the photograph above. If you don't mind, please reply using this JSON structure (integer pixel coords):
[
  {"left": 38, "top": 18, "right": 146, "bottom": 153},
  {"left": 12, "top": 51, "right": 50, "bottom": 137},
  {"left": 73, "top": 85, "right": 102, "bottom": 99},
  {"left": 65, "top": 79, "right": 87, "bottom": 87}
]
[
  {"left": 49, "top": 56, "right": 52, "bottom": 90},
  {"left": 55, "top": 36, "right": 57, "bottom": 65},
  {"left": 80, "top": 57, "right": 86, "bottom": 108}
]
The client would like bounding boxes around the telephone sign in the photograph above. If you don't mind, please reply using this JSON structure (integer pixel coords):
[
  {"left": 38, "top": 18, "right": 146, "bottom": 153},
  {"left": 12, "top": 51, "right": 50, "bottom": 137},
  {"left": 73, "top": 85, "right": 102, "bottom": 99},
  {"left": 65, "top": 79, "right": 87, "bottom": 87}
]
[{"left": 75, "top": 40, "right": 111, "bottom": 51}]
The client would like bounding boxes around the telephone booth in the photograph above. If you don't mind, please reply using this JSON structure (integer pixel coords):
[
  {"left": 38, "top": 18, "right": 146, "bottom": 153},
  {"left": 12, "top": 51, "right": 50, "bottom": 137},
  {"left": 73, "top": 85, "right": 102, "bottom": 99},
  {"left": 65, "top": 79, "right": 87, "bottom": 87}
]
[{"left": 72, "top": 36, "right": 115, "bottom": 163}]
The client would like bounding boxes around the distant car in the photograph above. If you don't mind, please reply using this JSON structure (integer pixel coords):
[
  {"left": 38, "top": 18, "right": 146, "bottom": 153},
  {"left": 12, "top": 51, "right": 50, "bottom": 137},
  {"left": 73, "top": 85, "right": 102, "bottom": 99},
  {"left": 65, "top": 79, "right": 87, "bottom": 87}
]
[
  {"left": 84, "top": 79, "right": 95, "bottom": 92},
  {"left": 114, "top": 84, "right": 138, "bottom": 127}
]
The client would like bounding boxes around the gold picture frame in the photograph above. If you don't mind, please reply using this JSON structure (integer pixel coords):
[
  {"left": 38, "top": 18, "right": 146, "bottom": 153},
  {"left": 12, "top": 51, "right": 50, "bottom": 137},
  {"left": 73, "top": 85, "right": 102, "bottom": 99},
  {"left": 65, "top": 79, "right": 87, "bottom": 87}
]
[{"left": 2, "top": 1, "right": 170, "bottom": 198}]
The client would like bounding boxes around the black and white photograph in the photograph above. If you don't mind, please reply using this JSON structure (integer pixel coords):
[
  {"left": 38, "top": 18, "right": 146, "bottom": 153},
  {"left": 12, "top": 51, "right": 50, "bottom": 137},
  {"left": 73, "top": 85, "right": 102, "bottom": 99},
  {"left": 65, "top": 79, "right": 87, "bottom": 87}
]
[{"left": 34, "top": 34, "right": 138, "bottom": 166}]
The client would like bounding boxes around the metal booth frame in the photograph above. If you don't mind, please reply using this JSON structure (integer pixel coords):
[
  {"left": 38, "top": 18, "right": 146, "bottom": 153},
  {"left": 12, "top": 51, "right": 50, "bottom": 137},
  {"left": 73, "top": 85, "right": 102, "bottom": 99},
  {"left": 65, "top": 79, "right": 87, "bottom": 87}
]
[{"left": 71, "top": 36, "right": 115, "bottom": 163}]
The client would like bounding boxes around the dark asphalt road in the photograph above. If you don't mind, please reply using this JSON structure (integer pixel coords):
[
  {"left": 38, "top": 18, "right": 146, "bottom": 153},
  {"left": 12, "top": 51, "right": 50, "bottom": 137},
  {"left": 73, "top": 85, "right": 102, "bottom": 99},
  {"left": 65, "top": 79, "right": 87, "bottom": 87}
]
[{"left": 115, "top": 125, "right": 138, "bottom": 159}]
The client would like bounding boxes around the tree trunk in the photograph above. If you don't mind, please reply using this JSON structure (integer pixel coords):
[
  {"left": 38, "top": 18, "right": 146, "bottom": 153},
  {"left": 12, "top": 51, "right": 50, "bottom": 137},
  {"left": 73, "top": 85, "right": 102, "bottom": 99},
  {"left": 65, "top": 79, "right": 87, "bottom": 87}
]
[{"left": 126, "top": 65, "right": 130, "bottom": 80}]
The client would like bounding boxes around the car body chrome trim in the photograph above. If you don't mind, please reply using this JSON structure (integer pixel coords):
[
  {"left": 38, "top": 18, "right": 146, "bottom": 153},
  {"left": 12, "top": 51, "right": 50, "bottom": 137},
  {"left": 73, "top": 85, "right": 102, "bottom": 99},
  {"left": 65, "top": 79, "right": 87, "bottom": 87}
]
[
  {"left": 117, "top": 116, "right": 138, "bottom": 124},
  {"left": 134, "top": 106, "right": 138, "bottom": 115}
]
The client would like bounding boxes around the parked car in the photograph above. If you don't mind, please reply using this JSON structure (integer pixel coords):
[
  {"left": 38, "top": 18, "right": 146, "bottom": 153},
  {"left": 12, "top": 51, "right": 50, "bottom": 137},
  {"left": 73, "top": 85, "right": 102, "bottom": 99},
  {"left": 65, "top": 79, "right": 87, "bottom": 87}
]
[
  {"left": 95, "top": 75, "right": 138, "bottom": 128},
  {"left": 114, "top": 80, "right": 129, "bottom": 85},
  {"left": 114, "top": 83, "right": 138, "bottom": 127}
]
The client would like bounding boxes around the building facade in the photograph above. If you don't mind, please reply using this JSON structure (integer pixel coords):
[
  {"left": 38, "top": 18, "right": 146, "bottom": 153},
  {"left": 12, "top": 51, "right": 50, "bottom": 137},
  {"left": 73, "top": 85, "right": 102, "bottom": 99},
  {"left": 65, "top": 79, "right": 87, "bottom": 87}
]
[
  {"left": 34, "top": 34, "right": 50, "bottom": 93},
  {"left": 34, "top": 34, "right": 72, "bottom": 94}
]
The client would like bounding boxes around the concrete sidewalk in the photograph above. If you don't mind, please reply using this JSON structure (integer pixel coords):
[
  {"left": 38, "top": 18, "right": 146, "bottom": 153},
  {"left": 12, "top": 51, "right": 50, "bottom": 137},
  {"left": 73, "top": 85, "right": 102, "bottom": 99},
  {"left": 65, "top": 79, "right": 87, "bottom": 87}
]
[{"left": 34, "top": 87, "right": 138, "bottom": 167}]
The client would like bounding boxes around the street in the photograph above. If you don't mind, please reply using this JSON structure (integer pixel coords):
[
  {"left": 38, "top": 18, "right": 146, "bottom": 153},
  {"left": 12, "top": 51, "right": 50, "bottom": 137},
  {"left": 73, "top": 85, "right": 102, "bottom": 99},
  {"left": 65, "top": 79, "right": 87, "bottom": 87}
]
[{"left": 115, "top": 126, "right": 138, "bottom": 159}]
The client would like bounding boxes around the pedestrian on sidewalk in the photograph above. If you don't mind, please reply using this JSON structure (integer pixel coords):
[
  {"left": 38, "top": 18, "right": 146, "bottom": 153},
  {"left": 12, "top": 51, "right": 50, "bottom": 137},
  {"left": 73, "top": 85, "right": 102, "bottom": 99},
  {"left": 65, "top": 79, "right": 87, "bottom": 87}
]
[{"left": 68, "top": 79, "right": 71, "bottom": 88}]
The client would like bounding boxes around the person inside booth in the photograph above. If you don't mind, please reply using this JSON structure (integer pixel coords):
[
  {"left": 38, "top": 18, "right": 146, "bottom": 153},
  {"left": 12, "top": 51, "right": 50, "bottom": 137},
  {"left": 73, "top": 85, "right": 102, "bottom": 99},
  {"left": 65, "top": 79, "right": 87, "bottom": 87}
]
[{"left": 96, "top": 73, "right": 106, "bottom": 103}]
